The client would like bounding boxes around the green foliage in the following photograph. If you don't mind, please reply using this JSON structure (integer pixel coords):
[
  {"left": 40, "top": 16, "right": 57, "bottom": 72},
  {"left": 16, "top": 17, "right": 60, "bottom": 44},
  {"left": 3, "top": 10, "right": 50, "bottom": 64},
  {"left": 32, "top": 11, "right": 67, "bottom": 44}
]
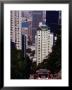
[
  {"left": 31, "top": 62, "right": 37, "bottom": 74},
  {"left": 11, "top": 42, "right": 32, "bottom": 79}
]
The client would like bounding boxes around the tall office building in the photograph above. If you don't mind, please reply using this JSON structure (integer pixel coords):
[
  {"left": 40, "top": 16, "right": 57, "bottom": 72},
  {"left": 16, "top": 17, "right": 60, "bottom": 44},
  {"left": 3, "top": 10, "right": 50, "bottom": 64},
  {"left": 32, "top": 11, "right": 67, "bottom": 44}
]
[
  {"left": 28, "top": 18, "right": 32, "bottom": 44},
  {"left": 21, "top": 19, "right": 29, "bottom": 36},
  {"left": 21, "top": 29, "right": 28, "bottom": 50},
  {"left": 10, "top": 11, "right": 22, "bottom": 50},
  {"left": 22, "top": 34, "right": 26, "bottom": 57},
  {"left": 21, "top": 11, "right": 32, "bottom": 19},
  {"left": 35, "top": 23, "right": 53, "bottom": 65},
  {"left": 21, "top": 16, "right": 32, "bottom": 45},
  {"left": 32, "top": 11, "right": 43, "bottom": 43}
]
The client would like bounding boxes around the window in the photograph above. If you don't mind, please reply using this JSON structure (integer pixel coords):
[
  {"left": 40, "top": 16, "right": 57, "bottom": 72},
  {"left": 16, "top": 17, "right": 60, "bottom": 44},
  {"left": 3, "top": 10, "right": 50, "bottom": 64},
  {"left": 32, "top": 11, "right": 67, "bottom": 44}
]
[
  {"left": 38, "top": 49, "right": 40, "bottom": 51},
  {"left": 38, "top": 58, "right": 40, "bottom": 60}
]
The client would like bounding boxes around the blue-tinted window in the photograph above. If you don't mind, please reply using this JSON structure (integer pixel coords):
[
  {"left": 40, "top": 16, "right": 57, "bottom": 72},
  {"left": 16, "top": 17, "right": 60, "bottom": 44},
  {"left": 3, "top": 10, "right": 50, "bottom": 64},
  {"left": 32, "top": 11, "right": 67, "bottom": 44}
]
[{"left": 22, "top": 22, "right": 29, "bottom": 28}]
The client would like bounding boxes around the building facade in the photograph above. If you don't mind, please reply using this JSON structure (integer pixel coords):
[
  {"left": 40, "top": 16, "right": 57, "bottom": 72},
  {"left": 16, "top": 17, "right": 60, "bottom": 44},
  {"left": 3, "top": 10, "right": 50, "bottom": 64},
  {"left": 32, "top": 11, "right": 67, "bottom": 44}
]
[
  {"left": 49, "top": 33, "right": 53, "bottom": 53},
  {"left": 35, "top": 24, "right": 53, "bottom": 65},
  {"left": 21, "top": 16, "right": 32, "bottom": 45},
  {"left": 10, "top": 11, "right": 22, "bottom": 50},
  {"left": 22, "top": 34, "right": 26, "bottom": 57}
]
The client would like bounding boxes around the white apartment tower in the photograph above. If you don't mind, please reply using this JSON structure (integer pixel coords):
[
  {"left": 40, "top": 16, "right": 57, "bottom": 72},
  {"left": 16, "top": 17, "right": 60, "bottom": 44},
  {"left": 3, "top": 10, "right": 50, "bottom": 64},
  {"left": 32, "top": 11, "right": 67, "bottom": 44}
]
[
  {"left": 49, "top": 33, "right": 53, "bottom": 53},
  {"left": 11, "top": 11, "right": 22, "bottom": 50},
  {"left": 35, "top": 23, "right": 53, "bottom": 65}
]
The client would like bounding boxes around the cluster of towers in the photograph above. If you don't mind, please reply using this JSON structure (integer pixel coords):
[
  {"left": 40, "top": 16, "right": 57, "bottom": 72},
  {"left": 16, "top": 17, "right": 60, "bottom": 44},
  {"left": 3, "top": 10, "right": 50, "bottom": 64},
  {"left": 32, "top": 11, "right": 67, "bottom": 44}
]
[{"left": 11, "top": 11, "right": 61, "bottom": 65}]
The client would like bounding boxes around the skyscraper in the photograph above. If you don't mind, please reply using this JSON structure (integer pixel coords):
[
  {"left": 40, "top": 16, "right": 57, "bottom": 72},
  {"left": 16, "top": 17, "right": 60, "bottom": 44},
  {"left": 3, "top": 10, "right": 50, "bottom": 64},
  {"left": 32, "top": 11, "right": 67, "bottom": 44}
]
[
  {"left": 32, "top": 11, "right": 43, "bottom": 43},
  {"left": 49, "top": 33, "right": 53, "bottom": 53},
  {"left": 21, "top": 19, "right": 29, "bottom": 36},
  {"left": 22, "top": 34, "right": 26, "bottom": 57},
  {"left": 35, "top": 23, "right": 53, "bottom": 65},
  {"left": 21, "top": 16, "right": 32, "bottom": 45},
  {"left": 10, "top": 11, "right": 22, "bottom": 50},
  {"left": 28, "top": 18, "right": 32, "bottom": 45}
]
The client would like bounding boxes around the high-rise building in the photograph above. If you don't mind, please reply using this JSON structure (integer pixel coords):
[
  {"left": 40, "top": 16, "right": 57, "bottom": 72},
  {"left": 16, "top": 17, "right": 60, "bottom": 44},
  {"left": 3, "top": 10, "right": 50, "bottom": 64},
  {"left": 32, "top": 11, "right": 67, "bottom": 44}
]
[
  {"left": 21, "top": 20, "right": 29, "bottom": 36},
  {"left": 22, "top": 34, "right": 26, "bottom": 57},
  {"left": 49, "top": 33, "right": 53, "bottom": 53},
  {"left": 28, "top": 18, "right": 32, "bottom": 45},
  {"left": 35, "top": 24, "right": 53, "bottom": 65},
  {"left": 32, "top": 11, "right": 43, "bottom": 43},
  {"left": 10, "top": 11, "right": 22, "bottom": 50},
  {"left": 21, "top": 11, "right": 32, "bottom": 19},
  {"left": 21, "top": 16, "right": 32, "bottom": 45}
]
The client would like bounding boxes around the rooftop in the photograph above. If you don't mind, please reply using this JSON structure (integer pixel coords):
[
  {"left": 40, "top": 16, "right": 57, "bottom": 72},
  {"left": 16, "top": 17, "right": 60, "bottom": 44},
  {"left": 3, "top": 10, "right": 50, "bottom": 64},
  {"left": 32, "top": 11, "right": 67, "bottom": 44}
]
[
  {"left": 37, "top": 26, "right": 50, "bottom": 31},
  {"left": 37, "top": 23, "right": 50, "bottom": 31}
]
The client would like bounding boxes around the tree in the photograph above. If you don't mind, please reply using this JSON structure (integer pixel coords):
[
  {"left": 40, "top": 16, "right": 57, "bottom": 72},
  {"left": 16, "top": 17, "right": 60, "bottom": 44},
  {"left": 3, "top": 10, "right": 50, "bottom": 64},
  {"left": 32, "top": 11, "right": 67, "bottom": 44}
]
[
  {"left": 31, "top": 62, "right": 37, "bottom": 74},
  {"left": 47, "top": 34, "right": 61, "bottom": 73},
  {"left": 11, "top": 42, "right": 32, "bottom": 79}
]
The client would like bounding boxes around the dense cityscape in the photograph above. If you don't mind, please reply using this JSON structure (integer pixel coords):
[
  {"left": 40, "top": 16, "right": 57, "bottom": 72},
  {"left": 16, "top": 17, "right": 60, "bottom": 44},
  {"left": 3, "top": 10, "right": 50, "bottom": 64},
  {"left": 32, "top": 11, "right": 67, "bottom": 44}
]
[{"left": 11, "top": 11, "right": 61, "bottom": 79}]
